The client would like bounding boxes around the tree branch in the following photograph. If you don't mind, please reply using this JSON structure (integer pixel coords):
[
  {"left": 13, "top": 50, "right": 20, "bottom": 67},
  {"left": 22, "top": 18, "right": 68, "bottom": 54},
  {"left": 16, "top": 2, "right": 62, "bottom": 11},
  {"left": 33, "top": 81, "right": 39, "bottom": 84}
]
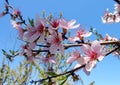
[
  {"left": 64, "top": 40, "right": 120, "bottom": 49},
  {"left": 31, "top": 44, "right": 120, "bottom": 84}
]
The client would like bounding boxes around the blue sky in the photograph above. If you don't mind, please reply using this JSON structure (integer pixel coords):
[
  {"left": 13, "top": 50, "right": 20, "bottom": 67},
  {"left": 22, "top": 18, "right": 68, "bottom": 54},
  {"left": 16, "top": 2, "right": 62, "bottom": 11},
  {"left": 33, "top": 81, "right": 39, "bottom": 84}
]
[{"left": 0, "top": 0, "right": 120, "bottom": 85}]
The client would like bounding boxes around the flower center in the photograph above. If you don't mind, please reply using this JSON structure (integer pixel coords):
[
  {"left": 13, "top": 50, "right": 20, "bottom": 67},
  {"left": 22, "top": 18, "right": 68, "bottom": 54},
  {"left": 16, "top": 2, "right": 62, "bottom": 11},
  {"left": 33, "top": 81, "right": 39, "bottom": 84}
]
[
  {"left": 37, "top": 24, "right": 44, "bottom": 33},
  {"left": 55, "top": 37, "right": 61, "bottom": 43},
  {"left": 90, "top": 52, "right": 97, "bottom": 60},
  {"left": 51, "top": 20, "right": 59, "bottom": 28},
  {"left": 77, "top": 29, "right": 85, "bottom": 38}
]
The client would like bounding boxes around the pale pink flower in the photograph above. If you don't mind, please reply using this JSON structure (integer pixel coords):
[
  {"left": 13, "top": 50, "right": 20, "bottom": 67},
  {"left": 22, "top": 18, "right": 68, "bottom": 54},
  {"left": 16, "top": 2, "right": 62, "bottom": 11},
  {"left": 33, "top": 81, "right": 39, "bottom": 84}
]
[
  {"left": 20, "top": 42, "right": 35, "bottom": 56},
  {"left": 49, "top": 18, "right": 59, "bottom": 29},
  {"left": 102, "top": 7, "right": 120, "bottom": 23},
  {"left": 59, "top": 18, "right": 80, "bottom": 29},
  {"left": 67, "top": 49, "right": 81, "bottom": 63},
  {"left": 67, "top": 49, "right": 86, "bottom": 69},
  {"left": 24, "top": 15, "right": 46, "bottom": 43},
  {"left": 113, "top": 51, "right": 120, "bottom": 60},
  {"left": 11, "top": 20, "right": 20, "bottom": 28},
  {"left": 69, "top": 29, "right": 92, "bottom": 42},
  {"left": 113, "top": 51, "right": 119, "bottom": 56},
  {"left": 13, "top": 9, "right": 21, "bottom": 16},
  {"left": 114, "top": 14, "right": 120, "bottom": 22},
  {"left": 19, "top": 45, "right": 33, "bottom": 57},
  {"left": 47, "top": 31, "right": 64, "bottom": 54},
  {"left": 28, "top": 42, "right": 36, "bottom": 49},
  {"left": 104, "top": 34, "right": 118, "bottom": 41},
  {"left": 81, "top": 40, "right": 105, "bottom": 73},
  {"left": 11, "top": 20, "right": 23, "bottom": 38},
  {"left": 102, "top": 9, "right": 115, "bottom": 23},
  {"left": 19, "top": 42, "right": 36, "bottom": 62},
  {"left": 76, "top": 29, "right": 92, "bottom": 38},
  {"left": 114, "top": 4, "right": 120, "bottom": 14}
]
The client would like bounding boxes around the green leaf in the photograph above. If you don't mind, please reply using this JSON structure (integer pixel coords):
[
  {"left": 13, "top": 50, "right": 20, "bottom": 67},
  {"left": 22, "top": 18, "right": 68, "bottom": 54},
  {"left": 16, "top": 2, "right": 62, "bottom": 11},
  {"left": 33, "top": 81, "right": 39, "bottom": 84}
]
[
  {"left": 2, "top": 49, "right": 10, "bottom": 58},
  {"left": 28, "top": 18, "right": 34, "bottom": 26},
  {"left": 46, "top": 71, "right": 57, "bottom": 76},
  {"left": 60, "top": 78, "right": 67, "bottom": 85},
  {"left": 9, "top": 50, "right": 15, "bottom": 55},
  {"left": 89, "top": 81, "right": 95, "bottom": 85}
]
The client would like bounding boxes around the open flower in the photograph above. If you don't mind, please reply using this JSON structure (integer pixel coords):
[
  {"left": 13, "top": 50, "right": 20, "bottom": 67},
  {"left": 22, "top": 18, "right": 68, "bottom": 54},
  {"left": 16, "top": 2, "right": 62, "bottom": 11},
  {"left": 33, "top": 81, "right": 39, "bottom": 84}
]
[
  {"left": 24, "top": 15, "right": 46, "bottom": 43},
  {"left": 49, "top": 18, "right": 59, "bottom": 29},
  {"left": 11, "top": 20, "right": 23, "bottom": 38},
  {"left": 59, "top": 18, "right": 80, "bottom": 29},
  {"left": 81, "top": 40, "right": 105, "bottom": 74},
  {"left": 102, "top": 9, "right": 114, "bottom": 23},
  {"left": 114, "top": 4, "right": 120, "bottom": 14},
  {"left": 19, "top": 42, "right": 36, "bottom": 57},
  {"left": 13, "top": 9, "right": 21, "bottom": 16},
  {"left": 67, "top": 49, "right": 85, "bottom": 69},
  {"left": 67, "top": 49, "right": 81, "bottom": 63},
  {"left": 69, "top": 28, "right": 92, "bottom": 42},
  {"left": 47, "top": 31, "right": 64, "bottom": 54},
  {"left": 104, "top": 34, "right": 118, "bottom": 41},
  {"left": 102, "top": 6, "right": 120, "bottom": 23}
]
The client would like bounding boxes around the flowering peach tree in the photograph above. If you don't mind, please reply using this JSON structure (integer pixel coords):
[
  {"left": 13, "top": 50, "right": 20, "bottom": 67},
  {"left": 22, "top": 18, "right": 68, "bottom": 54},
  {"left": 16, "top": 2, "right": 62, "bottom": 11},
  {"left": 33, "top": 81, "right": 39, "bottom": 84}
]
[{"left": 0, "top": 0, "right": 120, "bottom": 85}]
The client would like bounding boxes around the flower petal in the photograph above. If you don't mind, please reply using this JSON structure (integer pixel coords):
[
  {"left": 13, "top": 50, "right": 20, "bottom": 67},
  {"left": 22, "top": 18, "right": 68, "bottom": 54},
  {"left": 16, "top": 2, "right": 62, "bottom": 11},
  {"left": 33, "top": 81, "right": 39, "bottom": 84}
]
[
  {"left": 98, "top": 55, "right": 104, "bottom": 61},
  {"left": 83, "top": 32, "right": 92, "bottom": 37},
  {"left": 77, "top": 57, "right": 86, "bottom": 65},
  {"left": 29, "top": 31, "right": 40, "bottom": 43},
  {"left": 49, "top": 44, "right": 58, "bottom": 54},
  {"left": 69, "top": 24, "right": 80, "bottom": 29},
  {"left": 68, "top": 20, "right": 76, "bottom": 26},
  {"left": 67, "top": 57, "right": 77, "bottom": 63},
  {"left": 74, "top": 63, "right": 82, "bottom": 69},
  {"left": 85, "top": 61, "right": 96, "bottom": 72},
  {"left": 91, "top": 40, "right": 101, "bottom": 53},
  {"left": 59, "top": 44, "right": 64, "bottom": 54},
  {"left": 81, "top": 44, "right": 91, "bottom": 56}
]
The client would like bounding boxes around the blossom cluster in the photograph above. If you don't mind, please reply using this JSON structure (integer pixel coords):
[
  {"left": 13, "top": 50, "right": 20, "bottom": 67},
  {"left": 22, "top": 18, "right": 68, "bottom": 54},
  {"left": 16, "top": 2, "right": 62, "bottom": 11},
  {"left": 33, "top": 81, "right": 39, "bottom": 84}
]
[
  {"left": 102, "top": 4, "right": 120, "bottom": 23},
  {"left": 8, "top": 6, "right": 120, "bottom": 75},
  {"left": 1, "top": 2, "right": 120, "bottom": 77}
]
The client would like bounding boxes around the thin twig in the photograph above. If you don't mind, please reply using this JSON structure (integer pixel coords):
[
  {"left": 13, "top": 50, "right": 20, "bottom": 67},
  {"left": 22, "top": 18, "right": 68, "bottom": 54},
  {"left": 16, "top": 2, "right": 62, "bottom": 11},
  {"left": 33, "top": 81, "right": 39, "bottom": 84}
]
[{"left": 64, "top": 40, "right": 120, "bottom": 49}]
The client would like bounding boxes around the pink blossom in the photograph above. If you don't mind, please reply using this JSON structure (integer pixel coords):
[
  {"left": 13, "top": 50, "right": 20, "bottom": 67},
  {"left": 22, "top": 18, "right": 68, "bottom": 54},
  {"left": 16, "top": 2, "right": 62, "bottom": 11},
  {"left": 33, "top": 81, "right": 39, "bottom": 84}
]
[
  {"left": 104, "top": 34, "right": 118, "bottom": 41},
  {"left": 67, "top": 49, "right": 86, "bottom": 69},
  {"left": 113, "top": 51, "right": 120, "bottom": 60},
  {"left": 114, "top": 4, "right": 120, "bottom": 14},
  {"left": 101, "top": 9, "right": 114, "bottom": 23},
  {"left": 19, "top": 45, "right": 33, "bottom": 57},
  {"left": 49, "top": 18, "right": 59, "bottom": 29},
  {"left": 11, "top": 20, "right": 20, "bottom": 28},
  {"left": 113, "top": 51, "right": 119, "bottom": 56},
  {"left": 19, "top": 42, "right": 36, "bottom": 61},
  {"left": 11, "top": 20, "right": 23, "bottom": 38},
  {"left": 69, "top": 29, "right": 92, "bottom": 42},
  {"left": 24, "top": 15, "right": 46, "bottom": 43},
  {"left": 19, "top": 42, "right": 36, "bottom": 56},
  {"left": 67, "top": 49, "right": 81, "bottom": 63},
  {"left": 81, "top": 40, "right": 105, "bottom": 73},
  {"left": 59, "top": 18, "right": 80, "bottom": 29},
  {"left": 76, "top": 29, "right": 92, "bottom": 38},
  {"left": 13, "top": 9, "right": 21, "bottom": 16},
  {"left": 102, "top": 8, "right": 120, "bottom": 23},
  {"left": 47, "top": 31, "right": 64, "bottom": 54}
]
